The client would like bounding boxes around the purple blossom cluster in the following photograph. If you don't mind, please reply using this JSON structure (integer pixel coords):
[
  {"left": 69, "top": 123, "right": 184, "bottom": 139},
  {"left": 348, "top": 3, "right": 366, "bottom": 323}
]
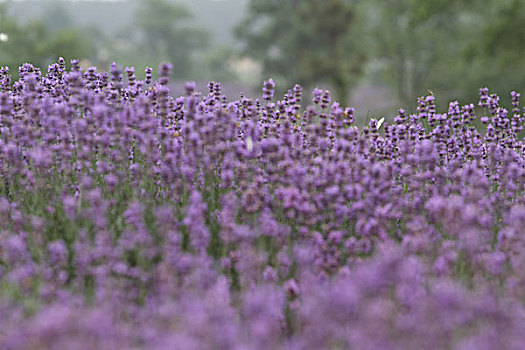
[{"left": 0, "top": 59, "right": 525, "bottom": 349}]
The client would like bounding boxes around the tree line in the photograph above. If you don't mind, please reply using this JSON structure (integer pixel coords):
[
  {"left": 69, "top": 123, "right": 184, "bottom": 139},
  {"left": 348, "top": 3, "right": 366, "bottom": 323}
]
[{"left": 1, "top": 0, "right": 524, "bottom": 109}]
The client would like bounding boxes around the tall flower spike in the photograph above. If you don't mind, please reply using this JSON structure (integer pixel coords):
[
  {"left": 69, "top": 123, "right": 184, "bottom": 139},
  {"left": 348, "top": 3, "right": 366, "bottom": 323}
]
[{"left": 262, "top": 78, "right": 275, "bottom": 101}]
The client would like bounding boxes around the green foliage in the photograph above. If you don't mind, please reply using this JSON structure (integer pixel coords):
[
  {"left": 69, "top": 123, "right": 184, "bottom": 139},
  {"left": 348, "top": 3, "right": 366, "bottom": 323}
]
[
  {"left": 458, "top": 0, "right": 525, "bottom": 103},
  {"left": 0, "top": 4, "right": 93, "bottom": 75},
  {"left": 362, "top": 0, "right": 525, "bottom": 109},
  {"left": 237, "top": 0, "right": 525, "bottom": 109},
  {"left": 236, "top": 0, "right": 366, "bottom": 104},
  {"left": 360, "top": 0, "right": 467, "bottom": 109},
  {"left": 130, "top": 0, "right": 210, "bottom": 79}
]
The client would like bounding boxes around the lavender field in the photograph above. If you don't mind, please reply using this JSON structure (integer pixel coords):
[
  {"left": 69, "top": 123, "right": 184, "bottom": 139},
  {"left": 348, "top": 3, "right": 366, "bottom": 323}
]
[{"left": 0, "top": 59, "right": 525, "bottom": 349}]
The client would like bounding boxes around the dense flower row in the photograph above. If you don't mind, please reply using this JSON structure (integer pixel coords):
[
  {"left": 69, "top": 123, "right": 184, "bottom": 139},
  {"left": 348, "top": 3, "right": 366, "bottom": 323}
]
[{"left": 0, "top": 59, "right": 524, "bottom": 349}]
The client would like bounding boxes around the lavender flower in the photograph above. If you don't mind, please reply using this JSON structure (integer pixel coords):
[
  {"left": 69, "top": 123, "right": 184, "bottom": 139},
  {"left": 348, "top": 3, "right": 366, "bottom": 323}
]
[
  {"left": 262, "top": 78, "right": 275, "bottom": 101},
  {"left": 0, "top": 59, "right": 524, "bottom": 349}
]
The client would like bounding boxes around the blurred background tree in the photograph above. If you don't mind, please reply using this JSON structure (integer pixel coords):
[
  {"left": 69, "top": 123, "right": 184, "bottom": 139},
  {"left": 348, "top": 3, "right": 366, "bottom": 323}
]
[
  {"left": 0, "top": 3, "right": 92, "bottom": 75},
  {"left": 359, "top": 0, "right": 475, "bottom": 110},
  {"left": 131, "top": 0, "right": 209, "bottom": 79},
  {"left": 360, "top": 0, "right": 525, "bottom": 110},
  {"left": 101, "top": 0, "right": 235, "bottom": 82},
  {"left": 1, "top": 0, "right": 525, "bottom": 116},
  {"left": 235, "top": 0, "right": 366, "bottom": 104},
  {"left": 458, "top": 0, "right": 525, "bottom": 105}
]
